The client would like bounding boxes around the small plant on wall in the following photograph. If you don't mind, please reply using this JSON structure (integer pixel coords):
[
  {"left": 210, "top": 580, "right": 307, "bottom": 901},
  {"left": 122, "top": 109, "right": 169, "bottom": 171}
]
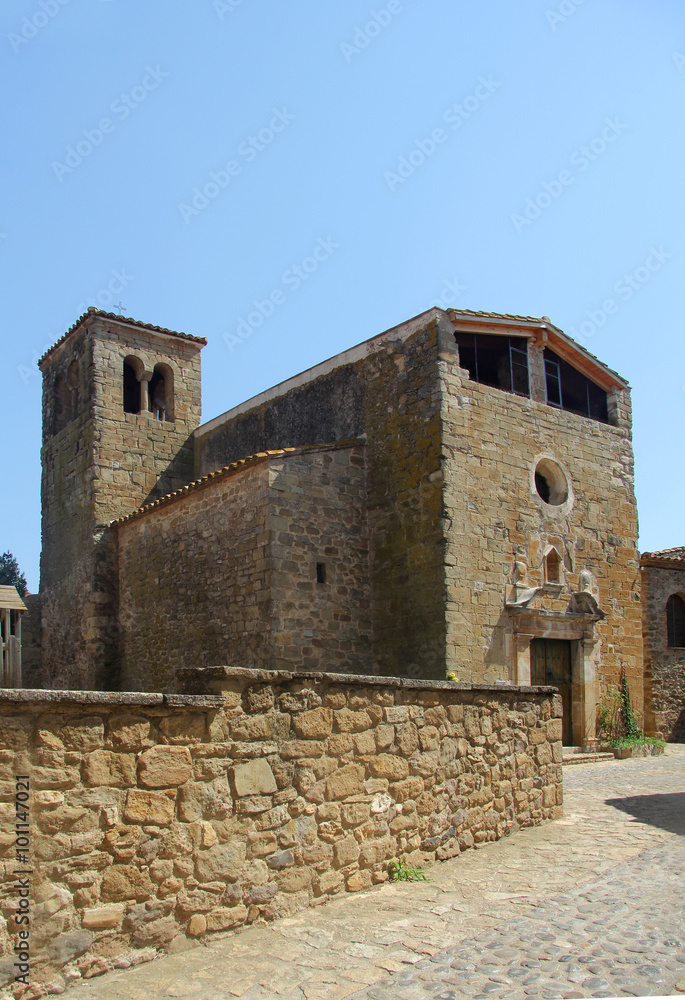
[
  {"left": 596, "top": 682, "right": 623, "bottom": 744},
  {"left": 619, "top": 668, "right": 642, "bottom": 743},
  {"left": 596, "top": 669, "right": 661, "bottom": 748}
]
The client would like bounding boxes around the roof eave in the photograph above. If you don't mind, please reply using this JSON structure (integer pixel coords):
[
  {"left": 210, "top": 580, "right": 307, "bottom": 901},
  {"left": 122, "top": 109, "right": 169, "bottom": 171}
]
[
  {"left": 447, "top": 310, "right": 628, "bottom": 392},
  {"left": 38, "top": 309, "right": 207, "bottom": 369}
]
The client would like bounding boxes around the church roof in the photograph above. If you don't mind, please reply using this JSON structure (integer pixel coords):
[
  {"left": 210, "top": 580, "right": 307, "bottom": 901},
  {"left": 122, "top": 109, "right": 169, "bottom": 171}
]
[
  {"left": 38, "top": 309, "right": 207, "bottom": 367},
  {"left": 641, "top": 547, "right": 685, "bottom": 568},
  {"left": 446, "top": 308, "right": 628, "bottom": 391},
  {"left": 111, "top": 440, "right": 365, "bottom": 528}
]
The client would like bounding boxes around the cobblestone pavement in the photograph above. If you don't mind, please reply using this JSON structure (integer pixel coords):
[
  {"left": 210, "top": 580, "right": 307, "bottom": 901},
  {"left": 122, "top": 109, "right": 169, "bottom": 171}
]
[{"left": 64, "top": 747, "right": 685, "bottom": 1000}]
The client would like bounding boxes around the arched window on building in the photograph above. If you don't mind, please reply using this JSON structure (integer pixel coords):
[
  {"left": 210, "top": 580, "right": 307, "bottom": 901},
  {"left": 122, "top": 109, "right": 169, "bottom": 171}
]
[
  {"left": 545, "top": 548, "right": 561, "bottom": 585},
  {"left": 53, "top": 373, "right": 71, "bottom": 434},
  {"left": 123, "top": 357, "right": 142, "bottom": 414},
  {"left": 67, "top": 360, "right": 79, "bottom": 421},
  {"left": 666, "top": 594, "right": 685, "bottom": 648},
  {"left": 149, "top": 363, "right": 174, "bottom": 421}
]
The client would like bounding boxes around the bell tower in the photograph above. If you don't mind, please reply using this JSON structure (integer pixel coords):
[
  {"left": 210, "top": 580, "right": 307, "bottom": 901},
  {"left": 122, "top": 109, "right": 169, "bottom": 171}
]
[{"left": 38, "top": 309, "right": 205, "bottom": 689}]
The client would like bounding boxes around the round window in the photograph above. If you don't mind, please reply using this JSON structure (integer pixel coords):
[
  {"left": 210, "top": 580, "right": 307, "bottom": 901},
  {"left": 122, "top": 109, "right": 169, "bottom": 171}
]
[{"left": 534, "top": 458, "right": 568, "bottom": 506}]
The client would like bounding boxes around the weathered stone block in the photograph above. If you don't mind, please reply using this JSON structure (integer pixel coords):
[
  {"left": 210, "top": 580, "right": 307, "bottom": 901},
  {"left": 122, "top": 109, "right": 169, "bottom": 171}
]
[
  {"left": 131, "top": 916, "right": 177, "bottom": 947},
  {"left": 108, "top": 714, "right": 152, "bottom": 749},
  {"left": 267, "top": 849, "right": 295, "bottom": 869},
  {"left": 100, "top": 866, "right": 154, "bottom": 903},
  {"left": 206, "top": 904, "right": 248, "bottom": 930},
  {"left": 341, "top": 802, "right": 370, "bottom": 827},
  {"left": 276, "top": 867, "right": 312, "bottom": 892},
  {"left": 160, "top": 714, "right": 207, "bottom": 741},
  {"left": 195, "top": 841, "right": 246, "bottom": 882},
  {"left": 83, "top": 751, "right": 136, "bottom": 788},
  {"left": 369, "top": 754, "right": 409, "bottom": 781},
  {"left": 546, "top": 718, "right": 563, "bottom": 741},
  {"left": 325, "top": 764, "right": 365, "bottom": 800},
  {"left": 124, "top": 789, "right": 175, "bottom": 826},
  {"left": 384, "top": 706, "right": 409, "bottom": 724},
  {"left": 334, "top": 708, "right": 371, "bottom": 732},
  {"left": 358, "top": 837, "right": 392, "bottom": 867},
  {"left": 187, "top": 914, "right": 207, "bottom": 936},
  {"left": 391, "top": 776, "right": 424, "bottom": 802},
  {"left": 247, "top": 831, "right": 278, "bottom": 858},
  {"left": 230, "top": 758, "right": 278, "bottom": 797},
  {"left": 292, "top": 707, "right": 333, "bottom": 739},
  {"left": 81, "top": 904, "right": 124, "bottom": 930},
  {"left": 316, "top": 870, "right": 343, "bottom": 894},
  {"left": 138, "top": 747, "right": 192, "bottom": 788},
  {"left": 396, "top": 722, "right": 419, "bottom": 755}
]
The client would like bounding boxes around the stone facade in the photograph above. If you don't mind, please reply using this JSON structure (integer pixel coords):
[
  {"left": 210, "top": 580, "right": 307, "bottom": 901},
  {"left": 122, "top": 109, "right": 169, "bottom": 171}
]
[
  {"left": 438, "top": 319, "right": 642, "bottom": 745},
  {"left": 36, "top": 311, "right": 204, "bottom": 690},
  {"left": 193, "top": 312, "right": 641, "bottom": 740},
  {"left": 116, "top": 444, "right": 371, "bottom": 689},
  {"left": 641, "top": 549, "right": 685, "bottom": 741},
  {"left": 0, "top": 669, "right": 562, "bottom": 989},
  {"left": 31, "top": 306, "right": 643, "bottom": 747},
  {"left": 195, "top": 312, "right": 446, "bottom": 681}
]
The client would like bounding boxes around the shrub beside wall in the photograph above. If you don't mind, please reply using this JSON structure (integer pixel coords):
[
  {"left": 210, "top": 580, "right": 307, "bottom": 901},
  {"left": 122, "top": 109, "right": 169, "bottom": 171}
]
[{"left": 0, "top": 669, "right": 562, "bottom": 990}]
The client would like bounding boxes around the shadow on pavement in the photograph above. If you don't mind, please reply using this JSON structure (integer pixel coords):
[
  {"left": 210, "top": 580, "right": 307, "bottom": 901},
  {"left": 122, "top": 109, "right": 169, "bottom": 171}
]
[{"left": 605, "top": 792, "right": 685, "bottom": 836}]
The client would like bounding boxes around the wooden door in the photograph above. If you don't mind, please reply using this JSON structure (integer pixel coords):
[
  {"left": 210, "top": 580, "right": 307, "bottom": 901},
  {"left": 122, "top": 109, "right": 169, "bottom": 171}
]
[{"left": 530, "top": 638, "right": 573, "bottom": 745}]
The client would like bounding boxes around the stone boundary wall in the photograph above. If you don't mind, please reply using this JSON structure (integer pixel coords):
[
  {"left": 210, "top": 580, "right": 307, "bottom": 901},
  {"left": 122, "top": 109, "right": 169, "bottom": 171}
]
[{"left": 0, "top": 669, "right": 562, "bottom": 990}]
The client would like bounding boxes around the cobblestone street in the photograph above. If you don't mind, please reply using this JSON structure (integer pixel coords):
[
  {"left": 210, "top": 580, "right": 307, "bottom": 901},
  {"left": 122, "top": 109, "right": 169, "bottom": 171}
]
[{"left": 62, "top": 747, "right": 685, "bottom": 1000}]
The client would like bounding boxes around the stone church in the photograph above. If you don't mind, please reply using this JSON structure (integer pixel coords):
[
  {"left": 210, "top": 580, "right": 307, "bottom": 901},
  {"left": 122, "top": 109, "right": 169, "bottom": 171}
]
[{"left": 24, "top": 305, "right": 645, "bottom": 747}]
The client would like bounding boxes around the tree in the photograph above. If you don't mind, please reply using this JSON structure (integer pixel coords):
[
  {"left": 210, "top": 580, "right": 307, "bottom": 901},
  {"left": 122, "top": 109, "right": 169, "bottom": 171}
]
[{"left": 0, "top": 552, "right": 27, "bottom": 598}]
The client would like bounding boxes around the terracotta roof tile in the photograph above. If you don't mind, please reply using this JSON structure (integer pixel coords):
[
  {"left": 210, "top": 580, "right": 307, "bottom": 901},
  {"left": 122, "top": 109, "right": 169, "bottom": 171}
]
[
  {"left": 38, "top": 309, "right": 207, "bottom": 367},
  {"left": 640, "top": 547, "right": 685, "bottom": 568},
  {"left": 447, "top": 308, "right": 627, "bottom": 387},
  {"left": 112, "top": 439, "right": 365, "bottom": 527}
]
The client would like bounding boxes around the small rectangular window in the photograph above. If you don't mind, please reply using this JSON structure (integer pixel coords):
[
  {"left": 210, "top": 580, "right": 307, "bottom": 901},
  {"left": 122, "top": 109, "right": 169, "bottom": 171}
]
[
  {"left": 454, "top": 333, "right": 530, "bottom": 398},
  {"left": 316, "top": 563, "right": 326, "bottom": 584},
  {"left": 544, "top": 356, "right": 562, "bottom": 407},
  {"left": 544, "top": 348, "right": 608, "bottom": 423},
  {"left": 510, "top": 341, "right": 530, "bottom": 396}
]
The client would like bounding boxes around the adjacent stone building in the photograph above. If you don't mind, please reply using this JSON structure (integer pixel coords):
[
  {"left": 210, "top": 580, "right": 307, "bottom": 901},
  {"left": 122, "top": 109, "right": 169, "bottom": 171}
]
[
  {"left": 28, "top": 305, "right": 646, "bottom": 745},
  {"left": 641, "top": 547, "right": 685, "bottom": 741}
]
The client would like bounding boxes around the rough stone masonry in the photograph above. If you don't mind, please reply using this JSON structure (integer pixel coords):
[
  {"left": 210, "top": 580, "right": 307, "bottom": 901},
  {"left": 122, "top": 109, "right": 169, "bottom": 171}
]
[{"left": 0, "top": 669, "right": 561, "bottom": 988}]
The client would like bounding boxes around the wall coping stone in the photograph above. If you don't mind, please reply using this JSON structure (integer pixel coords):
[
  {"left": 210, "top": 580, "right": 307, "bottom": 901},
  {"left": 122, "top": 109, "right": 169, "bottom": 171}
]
[
  {"left": 175, "top": 664, "right": 558, "bottom": 695},
  {"left": 0, "top": 689, "right": 222, "bottom": 708}
]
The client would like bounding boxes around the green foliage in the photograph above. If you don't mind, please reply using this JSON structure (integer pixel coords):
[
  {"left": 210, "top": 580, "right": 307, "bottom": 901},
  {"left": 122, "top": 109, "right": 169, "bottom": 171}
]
[
  {"left": 0, "top": 552, "right": 27, "bottom": 598},
  {"left": 596, "top": 669, "right": 644, "bottom": 747},
  {"left": 387, "top": 858, "right": 429, "bottom": 882},
  {"left": 619, "top": 668, "right": 641, "bottom": 742},
  {"left": 595, "top": 685, "right": 624, "bottom": 744},
  {"left": 612, "top": 734, "right": 666, "bottom": 749}
]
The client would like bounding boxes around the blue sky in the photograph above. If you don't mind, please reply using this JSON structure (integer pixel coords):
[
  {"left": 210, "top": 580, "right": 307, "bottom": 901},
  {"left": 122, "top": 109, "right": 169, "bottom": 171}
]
[{"left": 2, "top": 0, "right": 684, "bottom": 592}]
